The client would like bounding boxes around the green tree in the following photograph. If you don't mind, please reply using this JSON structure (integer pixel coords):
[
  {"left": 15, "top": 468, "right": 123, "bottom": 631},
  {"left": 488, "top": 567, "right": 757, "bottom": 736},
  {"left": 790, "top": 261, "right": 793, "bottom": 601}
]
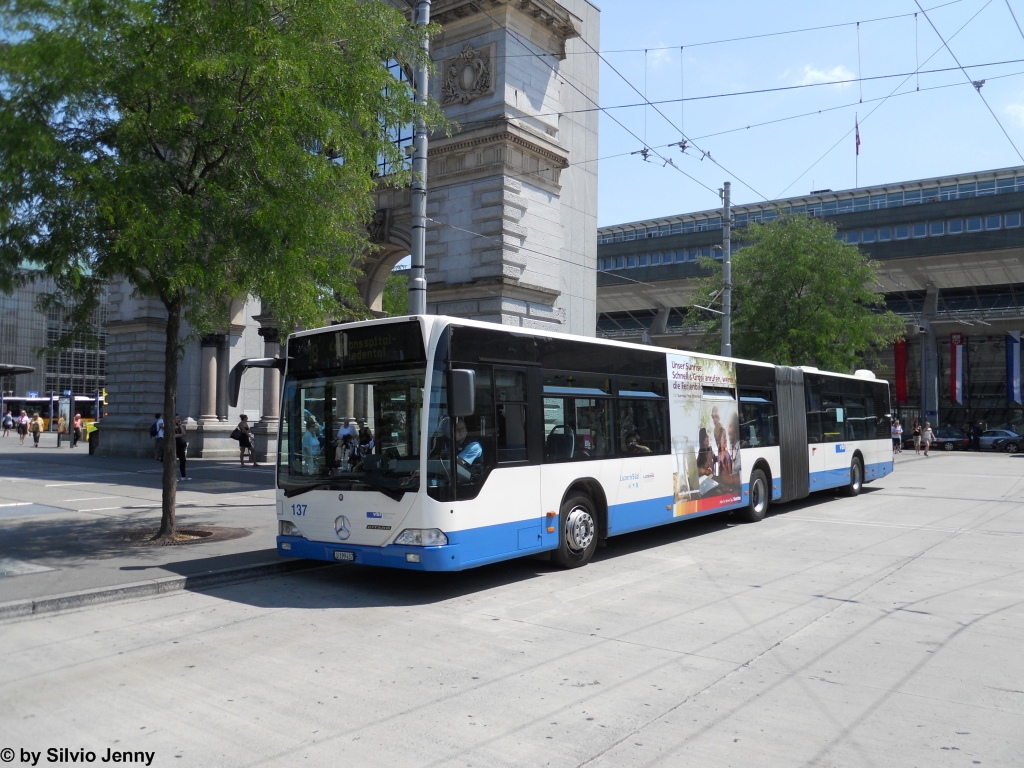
[
  {"left": 0, "top": 0, "right": 442, "bottom": 539},
  {"left": 382, "top": 269, "right": 409, "bottom": 317},
  {"left": 685, "top": 214, "right": 904, "bottom": 371}
]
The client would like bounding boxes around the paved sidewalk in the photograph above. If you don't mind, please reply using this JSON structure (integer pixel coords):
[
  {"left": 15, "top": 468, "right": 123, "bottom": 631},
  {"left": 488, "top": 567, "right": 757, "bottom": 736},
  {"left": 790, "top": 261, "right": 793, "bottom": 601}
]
[{"left": 0, "top": 431, "right": 287, "bottom": 605}]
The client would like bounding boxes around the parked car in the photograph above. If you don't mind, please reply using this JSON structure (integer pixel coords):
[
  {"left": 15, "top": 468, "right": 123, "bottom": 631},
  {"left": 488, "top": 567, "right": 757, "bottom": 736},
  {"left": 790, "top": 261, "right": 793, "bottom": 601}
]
[
  {"left": 980, "top": 429, "right": 1022, "bottom": 451},
  {"left": 991, "top": 435, "right": 1022, "bottom": 453},
  {"left": 932, "top": 427, "right": 970, "bottom": 451}
]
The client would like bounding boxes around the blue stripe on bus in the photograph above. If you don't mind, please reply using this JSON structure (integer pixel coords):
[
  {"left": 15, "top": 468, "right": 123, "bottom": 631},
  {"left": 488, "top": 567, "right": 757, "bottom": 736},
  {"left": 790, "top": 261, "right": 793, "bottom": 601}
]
[
  {"left": 809, "top": 460, "right": 893, "bottom": 491},
  {"left": 277, "top": 461, "right": 894, "bottom": 571}
]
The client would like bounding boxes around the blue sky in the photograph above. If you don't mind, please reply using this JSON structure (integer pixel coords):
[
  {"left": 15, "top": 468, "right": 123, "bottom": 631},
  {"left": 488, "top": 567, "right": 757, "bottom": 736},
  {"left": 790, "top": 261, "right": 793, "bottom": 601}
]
[{"left": 593, "top": 0, "right": 1024, "bottom": 226}]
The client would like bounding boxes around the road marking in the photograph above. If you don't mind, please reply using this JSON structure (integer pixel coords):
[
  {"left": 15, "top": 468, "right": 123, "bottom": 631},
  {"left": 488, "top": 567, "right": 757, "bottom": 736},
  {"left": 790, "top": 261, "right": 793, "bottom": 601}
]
[
  {"left": 44, "top": 481, "right": 98, "bottom": 487},
  {"left": 61, "top": 496, "right": 120, "bottom": 502},
  {"left": 0, "top": 557, "right": 55, "bottom": 576},
  {"left": 0, "top": 502, "right": 32, "bottom": 508},
  {"left": 77, "top": 506, "right": 124, "bottom": 512}
]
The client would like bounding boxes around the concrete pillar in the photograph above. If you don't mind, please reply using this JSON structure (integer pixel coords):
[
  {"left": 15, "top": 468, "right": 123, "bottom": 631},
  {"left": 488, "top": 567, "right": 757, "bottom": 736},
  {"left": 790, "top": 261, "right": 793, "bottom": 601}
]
[
  {"left": 216, "top": 336, "right": 229, "bottom": 421},
  {"left": 199, "top": 337, "right": 219, "bottom": 422},
  {"left": 921, "top": 287, "right": 940, "bottom": 426},
  {"left": 253, "top": 317, "right": 281, "bottom": 463}
]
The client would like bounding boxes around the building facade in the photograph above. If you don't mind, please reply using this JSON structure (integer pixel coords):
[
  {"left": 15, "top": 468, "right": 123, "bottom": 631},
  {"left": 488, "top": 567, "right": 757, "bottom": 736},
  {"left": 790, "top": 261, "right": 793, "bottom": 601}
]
[
  {"left": 0, "top": 274, "right": 107, "bottom": 399},
  {"left": 596, "top": 166, "right": 1024, "bottom": 432}
]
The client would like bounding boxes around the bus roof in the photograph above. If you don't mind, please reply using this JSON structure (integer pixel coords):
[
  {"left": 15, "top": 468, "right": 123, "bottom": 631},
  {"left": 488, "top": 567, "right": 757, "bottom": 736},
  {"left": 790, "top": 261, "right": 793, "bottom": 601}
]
[{"left": 288, "top": 315, "right": 878, "bottom": 382}]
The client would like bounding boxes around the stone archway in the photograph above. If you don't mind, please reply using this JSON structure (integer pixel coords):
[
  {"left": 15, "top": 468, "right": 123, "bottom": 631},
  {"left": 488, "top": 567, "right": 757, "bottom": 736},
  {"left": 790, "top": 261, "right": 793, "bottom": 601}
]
[{"left": 359, "top": 0, "right": 599, "bottom": 335}]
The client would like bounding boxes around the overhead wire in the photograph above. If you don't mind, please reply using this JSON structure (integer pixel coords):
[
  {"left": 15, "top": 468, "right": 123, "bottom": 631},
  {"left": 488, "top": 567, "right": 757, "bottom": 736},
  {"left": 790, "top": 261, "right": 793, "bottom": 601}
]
[
  {"left": 424, "top": 217, "right": 659, "bottom": 288},
  {"left": 500, "top": 1, "right": 965, "bottom": 56},
  {"left": 452, "top": 57, "right": 1024, "bottom": 122},
  {"left": 915, "top": 0, "right": 1024, "bottom": 162},
  {"left": 774, "top": 0, "right": 995, "bottom": 200},
  {"left": 1005, "top": 0, "right": 1024, "bottom": 42},
  {"left": 467, "top": 0, "right": 720, "bottom": 199}
]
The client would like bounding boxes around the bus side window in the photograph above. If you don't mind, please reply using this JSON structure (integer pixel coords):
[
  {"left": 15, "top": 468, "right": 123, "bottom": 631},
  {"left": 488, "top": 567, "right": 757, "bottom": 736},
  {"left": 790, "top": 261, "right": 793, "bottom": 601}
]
[
  {"left": 495, "top": 369, "right": 528, "bottom": 463},
  {"left": 618, "top": 398, "right": 668, "bottom": 456},
  {"left": 739, "top": 391, "right": 778, "bottom": 448}
]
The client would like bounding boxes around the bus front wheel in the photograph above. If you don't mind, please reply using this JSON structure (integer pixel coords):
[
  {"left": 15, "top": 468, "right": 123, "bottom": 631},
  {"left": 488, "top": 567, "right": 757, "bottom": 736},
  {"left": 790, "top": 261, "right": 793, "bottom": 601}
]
[
  {"left": 843, "top": 458, "right": 864, "bottom": 497},
  {"left": 553, "top": 494, "right": 598, "bottom": 569},
  {"left": 738, "top": 468, "right": 769, "bottom": 523}
]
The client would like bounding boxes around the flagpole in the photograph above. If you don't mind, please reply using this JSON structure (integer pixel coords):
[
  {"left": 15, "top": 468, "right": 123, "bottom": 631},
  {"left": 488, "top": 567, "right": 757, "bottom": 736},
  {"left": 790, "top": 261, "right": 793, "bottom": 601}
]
[{"left": 855, "top": 113, "right": 859, "bottom": 188}]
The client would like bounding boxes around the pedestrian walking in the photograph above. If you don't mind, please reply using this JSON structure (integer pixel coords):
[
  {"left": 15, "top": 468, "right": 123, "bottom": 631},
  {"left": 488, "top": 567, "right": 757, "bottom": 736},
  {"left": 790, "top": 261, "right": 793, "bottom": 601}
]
[
  {"left": 236, "top": 414, "right": 257, "bottom": 467},
  {"left": 970, "top": 422, "right": 982, "bottom": 451},
  {"left": 891, "top": 419, "right": 903, "bottom": 454},
  {"left": 912, "top": 420, "right": 922, "bottom": 455},
  {"left": 151, "top": 413, "right": 164, "bottom": 461},
  {"left": 29, "top": 412, "right": 44, "bottom": 447},
  {"left": 174, "top": 415, "right": 189, "bottom": 481},
  {"left": 923, "top": 421, "right": 934, "bottom": 456},
  {"left": 56, "top": 413, "right": 67, "bottom": 448},
  {"left": 72, "top": 413, "right": 82, "bottom": 448},
  {"left": 2, "top": 409, "right": 13, "bottom": 437},
  {"left": 17, "top": 411, "right": 29, "bottom": 445}
]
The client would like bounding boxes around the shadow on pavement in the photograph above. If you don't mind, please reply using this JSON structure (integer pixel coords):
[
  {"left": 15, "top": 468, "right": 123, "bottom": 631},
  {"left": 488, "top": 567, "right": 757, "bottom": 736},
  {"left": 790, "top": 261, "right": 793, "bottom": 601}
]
[{"left": 203, "top": 489, "right": 865, "bottom": 611}]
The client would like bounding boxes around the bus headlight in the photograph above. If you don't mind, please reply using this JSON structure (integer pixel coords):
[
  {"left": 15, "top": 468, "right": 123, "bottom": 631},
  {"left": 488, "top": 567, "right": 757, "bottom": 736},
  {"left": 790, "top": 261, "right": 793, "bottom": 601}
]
[
  {"left": 279, "top": 520, "right": 302, "bottom": 537},
  {"left": 394, "top": 528, "right": 448, "bottom": 546}
]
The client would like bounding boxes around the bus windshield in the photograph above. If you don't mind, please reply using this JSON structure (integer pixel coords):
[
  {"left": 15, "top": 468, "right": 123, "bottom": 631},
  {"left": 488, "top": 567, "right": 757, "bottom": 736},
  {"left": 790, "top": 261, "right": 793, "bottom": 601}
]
[{"left": 278, "top": 368, "right": 424, "bottom": 498}]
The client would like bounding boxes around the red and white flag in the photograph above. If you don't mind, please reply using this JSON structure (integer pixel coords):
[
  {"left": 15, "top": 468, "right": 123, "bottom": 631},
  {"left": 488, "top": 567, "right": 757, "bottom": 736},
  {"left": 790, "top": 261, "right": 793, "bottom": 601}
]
[
  {"left": 855, "top": 119, "right": 861, "bottom": 156},
  {"left": 951, "top": 333, "right": 964, "bottom": 405}
]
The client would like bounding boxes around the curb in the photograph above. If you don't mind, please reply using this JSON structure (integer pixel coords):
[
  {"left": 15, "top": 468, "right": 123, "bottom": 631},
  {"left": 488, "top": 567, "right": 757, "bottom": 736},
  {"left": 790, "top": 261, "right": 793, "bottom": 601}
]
[{"left": 0, "top": 559, "right": 331, "bottom": 622}]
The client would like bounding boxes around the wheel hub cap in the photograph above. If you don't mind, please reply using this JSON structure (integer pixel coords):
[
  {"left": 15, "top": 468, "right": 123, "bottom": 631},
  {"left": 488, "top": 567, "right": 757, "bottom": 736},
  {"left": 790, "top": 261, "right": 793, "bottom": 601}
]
[
  {"left": 752, "top": 479, "right": 766, "bottom": 512},
  {"left": 564, "top": 507, "right": 595, "bottom": 552}
]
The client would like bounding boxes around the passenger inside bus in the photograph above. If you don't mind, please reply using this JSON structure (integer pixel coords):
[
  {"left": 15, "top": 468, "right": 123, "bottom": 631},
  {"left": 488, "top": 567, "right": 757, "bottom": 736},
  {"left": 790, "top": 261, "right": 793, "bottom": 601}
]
[{"left": 623, "top": 431, "right": 651, "bottom": 455}]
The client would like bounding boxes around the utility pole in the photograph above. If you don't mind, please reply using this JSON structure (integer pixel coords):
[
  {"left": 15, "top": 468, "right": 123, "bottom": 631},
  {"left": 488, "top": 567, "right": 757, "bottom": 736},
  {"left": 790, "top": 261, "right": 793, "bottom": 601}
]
[
  {"left": 407, "top": 0, "right": 431, "bottom": 316},
  {"left": 721, "top": 181, "right": 732, "bottom": 357}
]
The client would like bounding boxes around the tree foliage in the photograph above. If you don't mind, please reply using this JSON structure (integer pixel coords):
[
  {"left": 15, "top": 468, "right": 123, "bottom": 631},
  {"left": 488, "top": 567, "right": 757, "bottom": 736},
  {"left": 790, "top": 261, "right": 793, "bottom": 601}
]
[
  {"left": 382, "top": 269, "right": 408, "bottom": 317},
  {"left": 0, "top": 0, "right": 442, "bottom": 537},
  {"left": 684, "top": 215, "right": 905, "bottom": 372}
]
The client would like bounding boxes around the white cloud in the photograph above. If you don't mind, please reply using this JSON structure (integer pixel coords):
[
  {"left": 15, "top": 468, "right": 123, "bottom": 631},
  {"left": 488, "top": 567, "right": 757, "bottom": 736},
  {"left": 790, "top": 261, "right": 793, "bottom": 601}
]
[
  {"left": 646, "top": 47, "right": 674, "bottom": 72},
  {"left": 795, "top": 64, "right": 855, "bottom": 88},
  {"left": 1006, "top": 103, "right": 1024, "bottom": 128}
]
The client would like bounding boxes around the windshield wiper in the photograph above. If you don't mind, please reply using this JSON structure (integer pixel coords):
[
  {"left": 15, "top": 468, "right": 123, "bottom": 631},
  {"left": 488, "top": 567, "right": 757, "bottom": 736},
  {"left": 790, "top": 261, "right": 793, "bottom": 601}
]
[
  {"left": 283, "top": 480, "right": 344, "bottom": 498},
  {"left": 282, "top": 476, "right": 407, "bottom": 502}
]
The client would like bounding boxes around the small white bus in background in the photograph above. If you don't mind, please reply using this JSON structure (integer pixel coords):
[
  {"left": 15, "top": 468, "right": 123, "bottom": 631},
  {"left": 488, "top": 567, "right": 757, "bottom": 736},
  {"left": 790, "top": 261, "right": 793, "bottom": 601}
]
[{"left": 231, "top": 316, "right": 893, "bottom": 571}]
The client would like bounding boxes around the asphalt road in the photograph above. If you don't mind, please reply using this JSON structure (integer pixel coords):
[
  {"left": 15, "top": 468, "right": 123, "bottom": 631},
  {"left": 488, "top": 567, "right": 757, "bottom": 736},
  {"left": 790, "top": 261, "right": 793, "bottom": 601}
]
[{"left": 2, "top": 451, "right": 1023, "bottom": 767}]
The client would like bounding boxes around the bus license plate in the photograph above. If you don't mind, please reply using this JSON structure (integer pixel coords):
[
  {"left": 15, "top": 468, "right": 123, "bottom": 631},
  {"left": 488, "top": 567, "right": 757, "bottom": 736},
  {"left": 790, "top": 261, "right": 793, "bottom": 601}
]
[{"left": 333, "top": 551, "right": 355, "bottom": 562}]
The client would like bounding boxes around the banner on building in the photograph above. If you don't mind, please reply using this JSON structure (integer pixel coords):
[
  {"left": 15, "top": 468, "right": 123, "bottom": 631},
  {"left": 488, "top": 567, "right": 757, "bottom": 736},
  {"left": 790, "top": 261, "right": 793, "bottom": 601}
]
[
  {"left": 950, "top": 333, "right": 965, "bottom": 405},
  {"left": 894, "top": 340, "right": 908, "bottom": 404},
  {"left": 1008, "top": 331, "right": 1022, "bottom": 405}
]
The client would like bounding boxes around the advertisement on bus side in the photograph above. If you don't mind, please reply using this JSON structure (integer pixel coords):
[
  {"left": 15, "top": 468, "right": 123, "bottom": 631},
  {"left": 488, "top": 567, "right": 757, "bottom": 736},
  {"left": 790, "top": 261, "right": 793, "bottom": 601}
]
[{"left": 667, "top": 354, "right": 742, "bottom": 516}]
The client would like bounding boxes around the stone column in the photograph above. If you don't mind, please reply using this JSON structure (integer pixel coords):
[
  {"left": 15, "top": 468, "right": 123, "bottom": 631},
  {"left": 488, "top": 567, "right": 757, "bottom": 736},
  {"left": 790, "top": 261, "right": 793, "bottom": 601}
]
[
  {"left": 252, "top": 316, "right": 281, "bottom": 463},
  {"left": 216, "top": 335, "right": 229, "bottom": 421},
  {"left": 199, "top": 336, "right": 219, "bottom": 422}
]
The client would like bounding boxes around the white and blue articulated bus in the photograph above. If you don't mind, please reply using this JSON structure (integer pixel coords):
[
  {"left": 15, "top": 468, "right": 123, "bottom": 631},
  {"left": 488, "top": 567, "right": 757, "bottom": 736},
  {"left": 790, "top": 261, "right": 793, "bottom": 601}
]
[{"left": 230, "top": 316, "right": 893, "bottom": 572}]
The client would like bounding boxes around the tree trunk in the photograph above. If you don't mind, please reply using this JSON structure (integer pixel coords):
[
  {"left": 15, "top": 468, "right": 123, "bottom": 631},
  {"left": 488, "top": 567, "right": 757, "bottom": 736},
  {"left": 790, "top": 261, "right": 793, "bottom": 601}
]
[{"left": 154, "top": 295, "right": 182, "bottom": 541}]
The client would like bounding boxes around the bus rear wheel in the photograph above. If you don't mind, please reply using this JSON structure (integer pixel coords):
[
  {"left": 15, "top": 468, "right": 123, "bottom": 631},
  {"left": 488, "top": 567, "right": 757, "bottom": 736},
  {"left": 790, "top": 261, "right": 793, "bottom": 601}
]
[
  {"left": 553, "top": 493, "right": 598, "bottom": 569},
  {"left": 737, "top": 468, "right": 769, "bottom": 523},
  {"left": 843, "top": 458, "right": 864, "bottom": 497}
]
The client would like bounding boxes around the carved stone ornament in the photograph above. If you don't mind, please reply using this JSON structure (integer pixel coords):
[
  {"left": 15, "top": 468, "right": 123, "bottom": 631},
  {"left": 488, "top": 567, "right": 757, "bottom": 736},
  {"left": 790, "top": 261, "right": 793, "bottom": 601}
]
[{"left": 441, "top": 44, "right": 495, "bottom": 106}]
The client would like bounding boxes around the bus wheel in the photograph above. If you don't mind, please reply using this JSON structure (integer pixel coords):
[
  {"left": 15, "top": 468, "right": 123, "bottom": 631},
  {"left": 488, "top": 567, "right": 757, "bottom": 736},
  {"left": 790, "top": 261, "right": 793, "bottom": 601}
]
[
  {"left": 553, "top": 494, "right": 598, "bottom": 569},
  {"left": 843, "top": 458, "right": 864, "bottom": 497},
  {"left": 738, "top": 469, "right": 769, "bottom": 523}
]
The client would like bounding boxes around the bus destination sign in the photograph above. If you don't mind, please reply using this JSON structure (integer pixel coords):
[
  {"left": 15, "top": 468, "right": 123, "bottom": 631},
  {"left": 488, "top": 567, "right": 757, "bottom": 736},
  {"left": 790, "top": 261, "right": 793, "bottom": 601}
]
[{"left": 288, "top": 321, "right": 425, "bottom": 373}]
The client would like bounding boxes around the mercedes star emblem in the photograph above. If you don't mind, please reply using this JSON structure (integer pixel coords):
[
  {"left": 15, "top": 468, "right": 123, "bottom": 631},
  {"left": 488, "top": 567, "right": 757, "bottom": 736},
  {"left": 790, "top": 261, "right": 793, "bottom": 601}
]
[{"left": 335, "top": 515, "right": 351, "bottom": 541}]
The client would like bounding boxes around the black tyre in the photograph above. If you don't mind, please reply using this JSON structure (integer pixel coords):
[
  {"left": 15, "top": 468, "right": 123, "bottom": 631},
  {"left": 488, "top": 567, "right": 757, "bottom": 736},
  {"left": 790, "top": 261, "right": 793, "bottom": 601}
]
[
  {"left": 843, "top": 457, "right": 864, "bottom": 497},
  {"left": 552, "top": 493, "right": 598, "bottom": 569},
  {"left": 1005, "top": 442, "right": 1020, "bottom": 453},
  {"left": 737, "top": 468, "right": 769, "bottom": 523}
]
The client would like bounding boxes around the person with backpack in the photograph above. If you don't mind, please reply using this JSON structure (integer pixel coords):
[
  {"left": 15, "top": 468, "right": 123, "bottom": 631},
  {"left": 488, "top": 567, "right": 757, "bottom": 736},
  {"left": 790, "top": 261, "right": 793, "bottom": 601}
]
[
  {"left": 151, "top": 413, "right": 164, "bottom": 461},
  {"left": 29, "top": 412, "right": 44, "bottom": 447},
  {"left": 3, "top": 409, "right": 14, "bottom": 437}
]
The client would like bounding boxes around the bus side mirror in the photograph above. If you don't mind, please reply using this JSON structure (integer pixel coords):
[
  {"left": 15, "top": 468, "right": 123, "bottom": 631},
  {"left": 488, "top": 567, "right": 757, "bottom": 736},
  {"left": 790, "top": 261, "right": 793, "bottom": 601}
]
[{"left": 450, "top": 369, "right": 476, "bottom": 417}]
